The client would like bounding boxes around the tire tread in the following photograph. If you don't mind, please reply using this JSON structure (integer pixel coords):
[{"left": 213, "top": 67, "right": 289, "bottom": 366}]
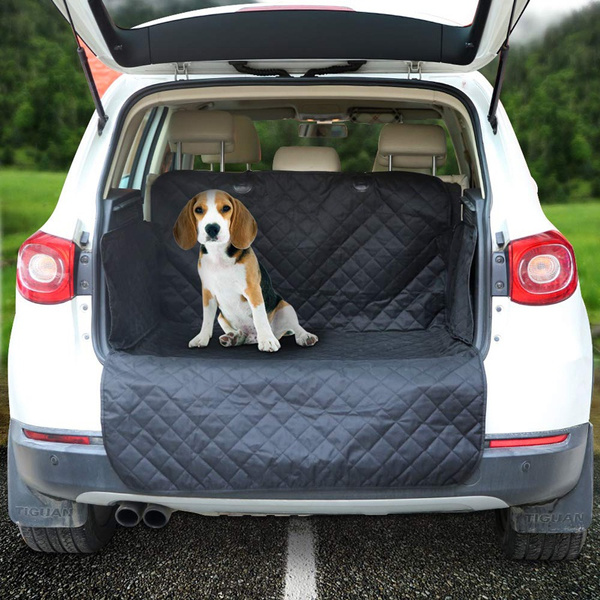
[
  {"left": 19, "top": 506, "right": 116, "bottom": 554},
  {"left": 496, "top": 509, "right": 587, "bottom": 561}
]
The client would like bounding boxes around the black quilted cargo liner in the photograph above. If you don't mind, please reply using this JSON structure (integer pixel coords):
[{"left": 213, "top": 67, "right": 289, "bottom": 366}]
[{"left": 100, "top": 170, "right": 485, "bottom": 494}]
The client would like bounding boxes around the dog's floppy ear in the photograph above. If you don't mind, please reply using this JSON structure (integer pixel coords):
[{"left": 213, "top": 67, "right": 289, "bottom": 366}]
[
  {"left": 173, "top": 196, "right": 199, "bottom": 250},
  {"left": 229, "top": 195, "right": 257, "bottom": 250}
]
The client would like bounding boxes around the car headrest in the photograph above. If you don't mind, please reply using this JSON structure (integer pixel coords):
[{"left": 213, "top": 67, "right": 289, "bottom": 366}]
[
  {"left": 168, "top": 110, "right": 235, "bottom": 155},
  {"left": 272, "top": 146, "right": 341, "bottom": 172},
  {"left": 376, "top": 124, "right": 447, "bottom": 170},
  {"left": 201, "top": 116, "right": 261, "bottom": 166}
]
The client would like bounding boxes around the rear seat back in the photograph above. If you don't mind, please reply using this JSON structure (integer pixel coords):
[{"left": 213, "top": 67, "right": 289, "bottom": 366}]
[
  {"left": 373, "top": 124, "right": 447, "bottom": 173},
  {"left": 373, "top": 123, "right": 469, "bottom": 190},
  {"left": 168, "top": 110, "right": 235, "bottom": 170},
  {"left": 151, "top": 170, "right": 462, "bottom": 332},
  {"left": 201, "top": 116, "right": 261, "bottom": 170}
]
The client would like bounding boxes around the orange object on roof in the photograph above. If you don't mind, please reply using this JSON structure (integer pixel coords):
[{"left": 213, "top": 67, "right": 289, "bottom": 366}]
[{"left": 80, "top": 39, "right": 121, "bottom": 98}]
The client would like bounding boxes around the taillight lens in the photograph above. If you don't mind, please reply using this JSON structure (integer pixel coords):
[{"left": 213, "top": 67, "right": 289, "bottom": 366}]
[
  {"left": 23, "top": 429, "right": 90, "bottom": 445},
  {"left": 17, "top": 231, "right": 75, "bottom": 304},
  {"left": 508, "top": 231, "right": 577, "bottom": 305},
  {"left": 489, "top": 434, "right": 569, "bottom": 448}
]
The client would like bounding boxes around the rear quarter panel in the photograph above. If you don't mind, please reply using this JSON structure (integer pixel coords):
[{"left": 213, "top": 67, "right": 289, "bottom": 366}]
[{"left": 464, "top": 72, "right": 593, "bottom": 433}]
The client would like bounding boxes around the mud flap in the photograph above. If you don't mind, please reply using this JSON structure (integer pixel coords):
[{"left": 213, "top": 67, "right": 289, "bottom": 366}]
[
  {"left": 509, "top": 424, "right": 593, "bottom": 534},
  {"left": 8, "top": 423, "right": 88, "bottom": 528}
]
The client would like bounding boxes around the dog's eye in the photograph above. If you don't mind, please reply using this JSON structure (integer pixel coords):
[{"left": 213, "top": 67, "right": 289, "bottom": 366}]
[
  {"left": 194, "top": 207, "right": 203, "bottom": 214},
  {"left": 222, "top": 205, "right": 231, "bottom": 213}
]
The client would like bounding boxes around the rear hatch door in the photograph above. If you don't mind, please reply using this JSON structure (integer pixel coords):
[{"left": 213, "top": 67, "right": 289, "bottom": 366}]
[{"left": 52, "top": 1, "right": 528, "bottom": 75}]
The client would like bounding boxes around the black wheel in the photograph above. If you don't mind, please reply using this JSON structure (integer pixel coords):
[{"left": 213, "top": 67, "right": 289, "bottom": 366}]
[
  {"left": 19, "top": 505, "right": 116, "bottom": 554},
  {"left": 495, "top": 508, "right": 587, "bottom": 561}
]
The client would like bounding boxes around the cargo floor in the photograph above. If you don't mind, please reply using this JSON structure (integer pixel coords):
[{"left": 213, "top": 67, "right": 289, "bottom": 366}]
[{"left": 102, "top": 324, "right": 485, "bottom": 494}]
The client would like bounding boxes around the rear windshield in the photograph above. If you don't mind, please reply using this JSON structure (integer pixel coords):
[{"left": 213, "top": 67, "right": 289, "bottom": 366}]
[{"left": 103, "top": 1, "right": 479, "bottom": 30}]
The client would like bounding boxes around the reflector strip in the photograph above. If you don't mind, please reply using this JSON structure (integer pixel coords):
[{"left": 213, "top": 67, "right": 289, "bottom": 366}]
[
  {"left": 23, "top": 429, "right": 91, "bottom": 445},
  {"left": 489, "top": 434, "right": 568, "bottom": 448}
]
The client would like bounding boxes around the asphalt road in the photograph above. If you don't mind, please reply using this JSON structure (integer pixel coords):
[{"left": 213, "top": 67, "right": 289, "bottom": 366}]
[{"left": 1, "top": 448, "right": 598, "bottom": 600}]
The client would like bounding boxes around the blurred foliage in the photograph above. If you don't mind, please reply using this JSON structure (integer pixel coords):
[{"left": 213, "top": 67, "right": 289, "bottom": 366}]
[
  {"left": 0, "top": 0, "right": 93, "bottom": 170},
  {"left": 1, "top": 1, "right": 599, "bottom": 199},
  {"left": 483, "top": 4, "right": 600, "bottom": 203}
]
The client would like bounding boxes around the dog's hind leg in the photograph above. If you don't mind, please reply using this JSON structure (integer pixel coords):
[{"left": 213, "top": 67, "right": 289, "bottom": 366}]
[
  {"left": 270, "top": 301, "right": 318, "bottom": 347},
  {"left": 217, "top": 314, "right": 246, "bottom": 347}
]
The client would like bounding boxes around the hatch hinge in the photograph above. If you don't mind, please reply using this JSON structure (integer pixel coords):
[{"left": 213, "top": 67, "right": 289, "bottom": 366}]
[
  {"left": 62, "top": 0, "right": 108, "bottom": 135},
  {"left": 174, "top": 62, "right": 190, "bottom": 81},
  {"left": 487, "top": 0, "right": 520, "bottom": 134},
  {"left": 491, "top": 250, "right": 509, "bottom": 296},
  {"left": 406, "top": 61, "right": 423, "bottom": 80}
]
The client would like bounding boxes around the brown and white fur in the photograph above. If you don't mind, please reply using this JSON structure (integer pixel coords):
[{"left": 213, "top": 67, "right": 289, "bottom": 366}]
[{"left": 173, "top": 189, "right": 318, "bottom": 352}]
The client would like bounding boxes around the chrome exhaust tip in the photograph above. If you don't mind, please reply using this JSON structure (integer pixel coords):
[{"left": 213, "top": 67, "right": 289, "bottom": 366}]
[
  {"left": 115, "top": 502, "right": 146, "bottom": 527},
  {"left": 142, "top": 504, "right": 173, "bottom": 529}
]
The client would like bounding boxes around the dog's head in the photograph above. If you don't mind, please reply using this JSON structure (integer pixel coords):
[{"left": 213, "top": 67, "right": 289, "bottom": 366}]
[{"left": 173, "top": 189, "right": 257, "bottom": 251}]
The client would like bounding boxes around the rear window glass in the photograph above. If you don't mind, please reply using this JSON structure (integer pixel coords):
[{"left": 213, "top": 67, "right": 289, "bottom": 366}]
[
  {"left": 103, "top": 1, "right": 479, "bottom": 30},
  {"left": 192, "top": 119, "right": 458, "bottom": 175}
]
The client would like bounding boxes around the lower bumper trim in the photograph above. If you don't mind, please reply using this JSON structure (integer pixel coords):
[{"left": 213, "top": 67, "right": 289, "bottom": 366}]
[
  {"left": 9, "top": 419, "right": 591, "bottom": 515},
  {"left": 77, "top": 491, "right": 507, "bottom": 516}
]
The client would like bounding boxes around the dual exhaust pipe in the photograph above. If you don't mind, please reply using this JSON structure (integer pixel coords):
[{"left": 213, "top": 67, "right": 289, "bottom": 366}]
[{"left": 115, "top": 502, "right": 173, "bottom": 529}]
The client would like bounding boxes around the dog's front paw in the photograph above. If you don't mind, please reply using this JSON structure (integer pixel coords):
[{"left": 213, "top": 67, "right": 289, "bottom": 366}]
[
  {"left": 296, "top": 331, "right": 319, "bottom": 347},
  {"left": 188, "top": 333, "right": 211, "bottom": 348},
  {"left": 258, "top": 335, "right": 281, "bottom": 353}
]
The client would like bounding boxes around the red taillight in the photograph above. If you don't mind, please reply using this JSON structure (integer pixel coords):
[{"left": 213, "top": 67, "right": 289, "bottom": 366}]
[
  {"left": 489, "top": 434, "right": 568, "bottom": 448},
  {"left": 508, "top": 230, "right": 577, "bottom": 305},
  {"left": 17, "top": 231, "right": 75, "bottom": 304},
  {"left": 23, "top": 429, "right": 90, "bottom": 445}
]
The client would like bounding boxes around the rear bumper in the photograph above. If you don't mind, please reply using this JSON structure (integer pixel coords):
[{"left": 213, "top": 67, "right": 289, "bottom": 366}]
[{"left": 8, "top": 419, "right": 592, "bottom": 518}]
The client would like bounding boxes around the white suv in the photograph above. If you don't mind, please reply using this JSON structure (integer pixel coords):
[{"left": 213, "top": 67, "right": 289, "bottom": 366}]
[{"left": 8, "top": 1, "right": 593, "bottom": 560}]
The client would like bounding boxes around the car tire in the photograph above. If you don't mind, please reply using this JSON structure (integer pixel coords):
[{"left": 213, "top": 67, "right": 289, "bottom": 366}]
[
  {"left": 19, "top": 505, "right": 116, "bottom": 554},
  {"left": 495, "top": 508, "right": 587, "bottom": 561}
]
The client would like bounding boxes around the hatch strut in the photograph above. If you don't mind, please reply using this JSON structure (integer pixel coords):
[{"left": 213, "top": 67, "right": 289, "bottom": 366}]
[
  {"left": 62, "top": 0, "right": 109, "bottom": 135},
  {"left": 487, "top": 0, "right": 525, "bottom": 134}
]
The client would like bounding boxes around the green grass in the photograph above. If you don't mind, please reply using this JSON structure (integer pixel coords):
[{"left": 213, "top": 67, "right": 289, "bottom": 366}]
[
  {"left": 543, "top": 202, "right": 600, "bottom": 325},
  {"left": 1, "top": 170, "right": 67, "bottom": 362}
]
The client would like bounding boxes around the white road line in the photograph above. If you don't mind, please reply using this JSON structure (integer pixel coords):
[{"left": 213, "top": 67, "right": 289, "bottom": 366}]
[{"left": 284, "top": 517, "right": 318, "bottom": 600}]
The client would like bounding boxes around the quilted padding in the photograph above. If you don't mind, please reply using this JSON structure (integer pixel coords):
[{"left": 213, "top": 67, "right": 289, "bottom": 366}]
[
  {"left": 102, "top": 325, "right": 485, "bottom": 493},
  {"left": 100, "top": 170, "right": 485, "bottom": 494},
  {"left": 151, "top": 170, "right": 460, "bottom": 333}
]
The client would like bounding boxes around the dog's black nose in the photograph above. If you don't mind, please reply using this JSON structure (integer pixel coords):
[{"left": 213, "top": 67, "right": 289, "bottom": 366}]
[{"left": 205, "top": 223, "right": 220, "bottom": 239}]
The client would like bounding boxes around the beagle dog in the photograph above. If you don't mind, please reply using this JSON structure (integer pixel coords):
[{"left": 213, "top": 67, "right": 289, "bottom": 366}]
[{"left": 173, "top": 189, "right": 318, "bottom": 352}]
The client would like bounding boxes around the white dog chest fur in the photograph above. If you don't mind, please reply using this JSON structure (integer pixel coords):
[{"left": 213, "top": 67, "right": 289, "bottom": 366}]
[{"left": 199, "top": 253, "right": 255, "bottom": 335}]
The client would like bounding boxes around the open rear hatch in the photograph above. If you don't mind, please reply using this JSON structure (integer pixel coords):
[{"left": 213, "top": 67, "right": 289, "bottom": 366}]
[{"left": 52, "top": 1, "right": 528, "bottom": 75}]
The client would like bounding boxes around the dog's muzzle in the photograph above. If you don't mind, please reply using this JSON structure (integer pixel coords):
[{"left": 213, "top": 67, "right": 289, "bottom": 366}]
[{"left": 205, "top": 223, "right": 221, "bottom": 240}]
